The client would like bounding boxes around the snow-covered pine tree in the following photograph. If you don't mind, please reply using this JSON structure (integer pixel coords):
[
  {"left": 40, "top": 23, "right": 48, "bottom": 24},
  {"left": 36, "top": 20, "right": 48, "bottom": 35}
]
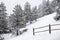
[
  {"left": 32, "top": 6, "right": 38, "bottom": 21},
  {"left": 53, "top": 0, "right": 60, "bottom": 21},
  {"left": 13, "top": 5, "right": 26, "bottom": 28},
  {"left": 51, "top": 0, "right": 57, "bottom": 12},
  {"left": 0, "top": 2, "right": 7, "bottom": 32},
  {"left": 24, "top": 2, "right": 31, "bottom": 23},
  {"left": 44, "top": 0, "right": 52, "bottom": 15},
  {"left": 42, "top": 0, "right": 47, "bottom": 16},
  {"left": 37, "top": 4, "right": 43, "bottom": 18},
  {"left": 41, "top": 0, "right": 53, "bottom": 16},
  {"left": 9, "top": 5, "right": 26, "bottom": 35}
]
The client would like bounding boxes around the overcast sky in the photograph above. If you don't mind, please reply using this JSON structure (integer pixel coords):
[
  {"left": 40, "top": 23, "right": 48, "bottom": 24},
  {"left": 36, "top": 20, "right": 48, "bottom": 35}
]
[{"left": 0, "top": 0, "right": 52, "bottom": 15}]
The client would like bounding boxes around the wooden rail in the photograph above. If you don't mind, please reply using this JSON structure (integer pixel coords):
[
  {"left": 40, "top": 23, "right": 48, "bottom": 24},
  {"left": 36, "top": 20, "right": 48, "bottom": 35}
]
[{"left": 33, "top": 23, "right": 60, "bottom": 36}]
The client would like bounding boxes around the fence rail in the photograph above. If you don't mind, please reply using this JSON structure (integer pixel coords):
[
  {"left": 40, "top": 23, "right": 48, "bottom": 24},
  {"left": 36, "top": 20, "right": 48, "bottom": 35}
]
[
  {"left": 34, "top": 25, "right": 49, "bottom": 29},
  {"left": 33, "top": 23, "right": 60, "bottom": 36},
  {"left": 35, "top": 29, "right": 60, "bottom": 33}
]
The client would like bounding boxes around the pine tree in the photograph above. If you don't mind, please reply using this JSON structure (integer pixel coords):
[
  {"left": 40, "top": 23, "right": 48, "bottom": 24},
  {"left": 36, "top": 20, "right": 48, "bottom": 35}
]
[
  {"left": 44, "top": 0, "right": 52, "bottom": 15},
  {"left": 45, "top": 0, "right": 50, "bottom": 15},
  {"left": 13, "top": 5, "right": 26, "bottom": 28},
  {"left": 9, "top": 5, "right": 26, "bottom": 35},
  {"left": 41, "top": 0, "right": 53, "bottom": 16},
  {"left": 51, "top": 0, "right": 57, "bottom": 12},
  {"left": 53, "top": 0, "right": 60, "bottom": 21},
  {"left": 39, "top": 0, "right": 47, "bottom": 16},
  {"left": 32, "top": 6, "right": 38, "bottom": 21},
  {"left": 24, "top": 2, "right": 31, "bottom": 23},
  {"left": 37, "top": 4, "right": 44, "bottom": 18},
  {"left": 0, "top": 2, "right": 7, "bottom": 30}
]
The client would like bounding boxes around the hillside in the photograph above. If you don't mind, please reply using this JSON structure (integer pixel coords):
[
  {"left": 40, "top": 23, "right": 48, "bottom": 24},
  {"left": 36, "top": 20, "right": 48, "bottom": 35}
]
[{"left": 5, "top": 12, "right": 60, "bottom": 40}]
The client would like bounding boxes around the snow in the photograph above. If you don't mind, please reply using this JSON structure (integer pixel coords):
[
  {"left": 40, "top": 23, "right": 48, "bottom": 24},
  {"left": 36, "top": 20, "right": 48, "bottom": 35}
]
[{"left": 4, "top": 12, "right": 60, "bottom": 40}]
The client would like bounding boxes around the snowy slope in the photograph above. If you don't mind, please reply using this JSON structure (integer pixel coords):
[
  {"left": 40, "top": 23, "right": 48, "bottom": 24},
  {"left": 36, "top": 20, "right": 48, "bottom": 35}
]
[{"left": 6, "top": 12, "right": 60, "bottom": 40}]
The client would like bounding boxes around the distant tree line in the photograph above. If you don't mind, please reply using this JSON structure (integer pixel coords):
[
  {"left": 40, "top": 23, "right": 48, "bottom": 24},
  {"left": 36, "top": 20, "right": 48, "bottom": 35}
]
[{"left": 8, "top": 0, "right": 54, "bottom": 31}]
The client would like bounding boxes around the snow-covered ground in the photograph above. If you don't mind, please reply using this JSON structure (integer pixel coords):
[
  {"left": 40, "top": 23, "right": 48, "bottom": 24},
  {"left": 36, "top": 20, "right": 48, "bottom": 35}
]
[{"left": 4, "top": 12, "right": 60, "bottom": 40}]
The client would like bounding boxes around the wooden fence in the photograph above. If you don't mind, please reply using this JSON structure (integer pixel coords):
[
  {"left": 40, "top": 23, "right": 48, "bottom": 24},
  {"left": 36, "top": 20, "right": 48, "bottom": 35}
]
[{"left": 33, "top": 24, "right": 60, "bottom": 36}]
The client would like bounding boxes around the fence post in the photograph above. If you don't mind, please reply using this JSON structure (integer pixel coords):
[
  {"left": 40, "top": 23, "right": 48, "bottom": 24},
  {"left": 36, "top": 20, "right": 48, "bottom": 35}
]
[
  {"left": 49, "top": 24, "right": 51, "bottom": 34},
  {"left": 33, "top": 28, "right": 35, "bottom": 36}
]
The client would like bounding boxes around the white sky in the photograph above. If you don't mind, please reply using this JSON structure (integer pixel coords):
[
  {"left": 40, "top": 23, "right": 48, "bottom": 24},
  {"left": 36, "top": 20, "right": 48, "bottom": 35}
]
[{"left": 0, "top": 0, "right": 52, "bottom": 15}]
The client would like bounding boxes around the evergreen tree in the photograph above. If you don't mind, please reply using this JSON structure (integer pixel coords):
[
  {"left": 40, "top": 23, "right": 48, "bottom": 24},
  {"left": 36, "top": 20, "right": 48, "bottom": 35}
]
[
  {"left": 38, "top": 0, "right": 48, "bottom": 17},
  {"left": 42, "top": 0, "right": 47, "bottom": 16},
  {"left": 43, "top": 0, "right": 52, "bottom": 15},
  {"left": 53, "top": 0, "right": 60, "bottom": 21},
  {"left": 51, "top": 0, "right": 57, "bottom": 12},
  {"left": 32, "top": 6, "right": 38, "bottom": 21},
  {"left": 0, "top": 2, "right": 7, "bottom": 30},
  {"left": 40, "top": 0, "right": 53, "bottom": 16},
  {"left": 37, "top": 0, "right": 54, "bottom": 18},
  {"left": 37, "top": 4, "right": 44, "bottom": 17},
  {"left": 24, "top": 2, "right": 31, "bottom": 23},
  {"left": 9, "top": 5, "right": 26, "bottom": 35},
  {"left": 13, "top": 5, "right": 26, "bottom": 28}
]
